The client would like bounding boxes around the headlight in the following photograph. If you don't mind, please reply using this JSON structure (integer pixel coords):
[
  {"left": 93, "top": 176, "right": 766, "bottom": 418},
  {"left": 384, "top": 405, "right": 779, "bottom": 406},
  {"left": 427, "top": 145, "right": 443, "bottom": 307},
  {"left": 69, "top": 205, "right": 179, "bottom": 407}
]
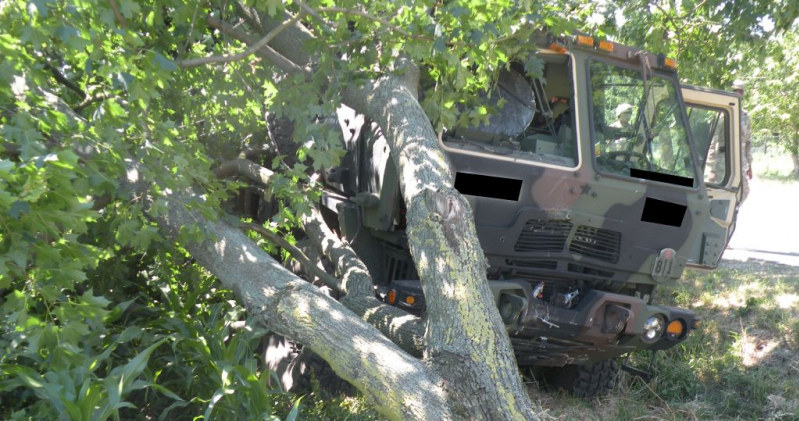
[{"left": 642, "top": 315, "right": 665, "bottom": 343}]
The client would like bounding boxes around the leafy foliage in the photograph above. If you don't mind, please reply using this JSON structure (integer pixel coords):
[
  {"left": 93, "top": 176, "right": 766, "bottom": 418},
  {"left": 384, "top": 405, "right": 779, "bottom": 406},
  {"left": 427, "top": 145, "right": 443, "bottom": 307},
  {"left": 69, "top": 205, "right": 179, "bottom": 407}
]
[
  {"left": 0, "top": 0, "right": 292, "bottom": 418},
  {"left": 746, "top": 22, "right": 799, "bottom": 177},
  {"left": 2, "top": 0, "right": 799, "bottom": 417}
]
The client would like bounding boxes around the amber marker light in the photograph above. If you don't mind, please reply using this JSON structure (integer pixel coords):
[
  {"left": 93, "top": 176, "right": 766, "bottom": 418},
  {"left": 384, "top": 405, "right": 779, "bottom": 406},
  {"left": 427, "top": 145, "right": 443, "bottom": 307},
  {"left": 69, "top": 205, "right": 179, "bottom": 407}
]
[
  {"left": 387, "top": 289, "right": 397, "bottom": 305},
  {"left": 548, "top": 42, "right": 568, "bottom": 54},
  {"left": 575, "top": 35, "right": 594, "bottom": 47},
  {"left": 664, "top": 57, "right": 678, "bottom": 70},
  {"left": 597, "top": 40, "right": 614, "bottom": 53},
  {"left": 405, "top": 295, "right": 416, "bottom": 306}
]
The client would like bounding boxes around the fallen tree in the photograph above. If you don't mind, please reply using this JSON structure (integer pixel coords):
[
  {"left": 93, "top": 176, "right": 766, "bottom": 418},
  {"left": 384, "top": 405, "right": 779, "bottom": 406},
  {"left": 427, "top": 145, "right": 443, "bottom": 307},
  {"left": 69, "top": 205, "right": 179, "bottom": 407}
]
[
  {"left": 161, "top": 4, "right": 537, "bottom": 417},
  {"left": 0, "top": 1, "right": 575, "bottom": 418}
]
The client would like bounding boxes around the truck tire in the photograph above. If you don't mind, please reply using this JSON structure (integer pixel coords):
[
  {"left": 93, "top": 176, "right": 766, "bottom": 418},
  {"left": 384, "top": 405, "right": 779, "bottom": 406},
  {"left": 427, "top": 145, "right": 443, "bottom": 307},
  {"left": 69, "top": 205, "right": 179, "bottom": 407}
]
[{"left": 543, "top": 359, "right": 619, "bottom": 398}]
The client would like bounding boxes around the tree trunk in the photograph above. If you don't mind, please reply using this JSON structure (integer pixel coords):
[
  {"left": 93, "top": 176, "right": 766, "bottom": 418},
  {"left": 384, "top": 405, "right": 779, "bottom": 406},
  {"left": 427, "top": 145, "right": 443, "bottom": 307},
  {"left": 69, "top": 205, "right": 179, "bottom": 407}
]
[
  {"left": 342, "top": 62, "right": 537, "bottom": 419},
  {"left": 791, "top": 133, "right": 799, "bottom": 179},
  {"left": 206, "top": 8, "right": 541, "bottom": 419}
]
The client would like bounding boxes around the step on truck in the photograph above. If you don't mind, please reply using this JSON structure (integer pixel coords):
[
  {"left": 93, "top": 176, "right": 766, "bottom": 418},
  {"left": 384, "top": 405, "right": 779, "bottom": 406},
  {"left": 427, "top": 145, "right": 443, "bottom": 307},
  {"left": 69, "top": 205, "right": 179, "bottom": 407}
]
[{"left": 318, "top": 34, "right": 745, "bottom": 396}]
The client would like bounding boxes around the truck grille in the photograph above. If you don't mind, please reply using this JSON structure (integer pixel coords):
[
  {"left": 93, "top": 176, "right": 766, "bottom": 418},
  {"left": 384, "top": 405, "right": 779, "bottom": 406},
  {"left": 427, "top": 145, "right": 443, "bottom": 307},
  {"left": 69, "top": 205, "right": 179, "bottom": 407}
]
[
  {"left": 514, "top": 220, "right": 573, "bottom": 252},
  {"left": 569, "top": 225, "right": 621, "bottom": 263},
  {"left": 382, "top": 244, "right": 417, "bottom": 282}
]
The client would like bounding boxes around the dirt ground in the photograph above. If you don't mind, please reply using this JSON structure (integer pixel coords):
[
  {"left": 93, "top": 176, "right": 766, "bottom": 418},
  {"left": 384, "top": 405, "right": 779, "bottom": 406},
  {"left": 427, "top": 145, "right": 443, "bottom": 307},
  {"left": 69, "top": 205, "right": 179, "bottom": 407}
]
[{"left": 724, "top": 177, "right": 799, "bottom": 267}]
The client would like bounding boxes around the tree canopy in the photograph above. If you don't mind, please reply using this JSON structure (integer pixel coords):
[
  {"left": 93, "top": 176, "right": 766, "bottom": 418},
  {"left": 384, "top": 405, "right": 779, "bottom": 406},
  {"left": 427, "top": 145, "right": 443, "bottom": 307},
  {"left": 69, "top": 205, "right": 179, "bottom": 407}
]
[{"left": 2, "top": 0, "right": 798, "bottom": 419}]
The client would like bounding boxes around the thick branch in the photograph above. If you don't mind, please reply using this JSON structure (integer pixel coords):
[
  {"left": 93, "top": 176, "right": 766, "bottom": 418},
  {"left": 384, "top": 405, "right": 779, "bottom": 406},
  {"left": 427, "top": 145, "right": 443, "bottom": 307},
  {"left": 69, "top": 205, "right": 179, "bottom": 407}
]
[
  {"left": 214, "top": 158, "right": 275, "bottom": 185},
  {"left": 339, "top": 61, "right": 538, "bottom": 420},
  {"left": 302, "top": 207, "right": 427, "bottom": 355},
  {"left": 205, "top": 16, "right": 310, "bottom": 76},
  {"left": 229, "top": 7, "right": 317, "bottom": 70},
  {"left": 301, "top": 207, "right": 374, "bottom": 298},
  {"left": 242, "top": 221, "right": 340, "bottom": 291},
  {"left": 108, "top": 0, "right": 127, "bottom": 29},
  {"left": 74, "top": 93, "right": 114, "bottom": 112},
  {"left": 43, "top": 61, "right": 86, "bottom": 100},
  {"left": 129, "top": 175, "right": 452, "bottom": 420},
  {"left": 215, "top": 158, "right": 428, "bottom": 355},
  {"left": 179, "top": 13, "right": 302, "bottom": 68}
]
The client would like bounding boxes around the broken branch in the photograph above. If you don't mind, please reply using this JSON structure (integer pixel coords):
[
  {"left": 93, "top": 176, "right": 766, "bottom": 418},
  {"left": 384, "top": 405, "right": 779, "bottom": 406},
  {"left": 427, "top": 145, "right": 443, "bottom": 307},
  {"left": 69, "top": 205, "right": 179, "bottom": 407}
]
[{"left": 179, "top": 13, "right": 304, "bottom": 68}]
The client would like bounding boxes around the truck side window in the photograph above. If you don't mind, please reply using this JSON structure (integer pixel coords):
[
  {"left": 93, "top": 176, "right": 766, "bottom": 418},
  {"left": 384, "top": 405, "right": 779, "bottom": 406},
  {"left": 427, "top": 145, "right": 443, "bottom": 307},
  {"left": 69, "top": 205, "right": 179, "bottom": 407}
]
[
  {"left": 442, "top": 54, "right": 579, "bottom": 168},
  {"left": 687, "top": 105, "right": 729, "bottom": 185},
  {"left": 588, "top": 60, "right": 696, "bottom": 187}
]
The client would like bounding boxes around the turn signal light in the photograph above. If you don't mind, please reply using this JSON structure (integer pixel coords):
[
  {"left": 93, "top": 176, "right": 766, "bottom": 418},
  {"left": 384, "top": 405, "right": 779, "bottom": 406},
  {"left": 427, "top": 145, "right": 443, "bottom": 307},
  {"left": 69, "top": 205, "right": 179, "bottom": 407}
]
[
  {"left": 664, "top": 57, "right": 678, "bottom": 70},
  {"left": 666, "top": 319, "right": 685, "bottom": 339},
  {"left": 387, "top": 289, "right": 397, "bottom": 305},
  {"left": 405, "top": 295, "right": 416, "bottom": 306}
]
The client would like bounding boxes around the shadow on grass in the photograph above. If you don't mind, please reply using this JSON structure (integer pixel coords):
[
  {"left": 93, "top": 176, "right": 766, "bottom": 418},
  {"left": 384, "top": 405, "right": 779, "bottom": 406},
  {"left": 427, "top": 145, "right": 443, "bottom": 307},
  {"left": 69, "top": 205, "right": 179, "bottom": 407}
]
[{"left": 535, "top": 259, "right": 799, "bottom": 420}]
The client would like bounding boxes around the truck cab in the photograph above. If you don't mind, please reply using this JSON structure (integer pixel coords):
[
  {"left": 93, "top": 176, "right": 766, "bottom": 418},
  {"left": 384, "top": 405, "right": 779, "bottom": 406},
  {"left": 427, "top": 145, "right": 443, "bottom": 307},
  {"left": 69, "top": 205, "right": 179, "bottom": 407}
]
[{"left": 323, "top": 34, "right": 743, "bottom": 394}]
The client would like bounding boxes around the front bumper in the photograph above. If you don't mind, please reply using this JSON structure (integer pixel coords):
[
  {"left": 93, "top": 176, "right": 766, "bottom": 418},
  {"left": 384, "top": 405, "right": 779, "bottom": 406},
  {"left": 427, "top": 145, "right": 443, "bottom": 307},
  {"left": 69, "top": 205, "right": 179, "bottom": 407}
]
[
  {"left": 508, "top": 286, "right": 697, "bottom": 366},
  {"left": 380, "top": 279, "right": 697, "bottom": 367}
]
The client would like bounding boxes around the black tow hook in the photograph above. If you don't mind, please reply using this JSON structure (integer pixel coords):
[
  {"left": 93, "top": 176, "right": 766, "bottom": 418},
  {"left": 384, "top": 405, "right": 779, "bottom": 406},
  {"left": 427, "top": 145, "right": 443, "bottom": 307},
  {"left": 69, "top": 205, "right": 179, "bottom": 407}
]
[
  {"left": 620, "top": 350, "right": 658, "bottom": 382},
  {"left": 620, "top": 363, "right": 653, "bottom": 382}
]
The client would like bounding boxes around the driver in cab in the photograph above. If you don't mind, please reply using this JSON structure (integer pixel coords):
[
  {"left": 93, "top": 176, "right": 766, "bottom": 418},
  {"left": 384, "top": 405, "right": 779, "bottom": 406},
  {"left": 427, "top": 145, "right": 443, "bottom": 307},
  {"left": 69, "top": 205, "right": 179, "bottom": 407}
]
[{"left": 600, "top": 103, "right": 634, "bottom": 154}]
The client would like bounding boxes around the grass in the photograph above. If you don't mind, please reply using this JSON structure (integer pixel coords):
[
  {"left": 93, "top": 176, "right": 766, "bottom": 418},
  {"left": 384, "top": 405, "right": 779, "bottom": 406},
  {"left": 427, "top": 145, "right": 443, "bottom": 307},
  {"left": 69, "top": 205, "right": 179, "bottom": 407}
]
[
  {"left": 753, "top": 147, "right": 799, "bottom": 182},
  {"left": 310, "top": 258, "right": 799, "bottom": 420},
  {"left": 537, "top": 260, "right": 799, "bottom": 420}
]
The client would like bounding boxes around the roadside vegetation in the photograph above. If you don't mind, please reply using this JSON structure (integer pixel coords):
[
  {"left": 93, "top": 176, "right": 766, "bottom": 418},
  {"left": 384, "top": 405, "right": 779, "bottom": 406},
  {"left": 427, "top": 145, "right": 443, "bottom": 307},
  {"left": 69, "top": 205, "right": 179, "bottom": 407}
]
[
  {"left": 754, "top": 148, "right": 799, "bottom": 182},
  {"left": 537, "top": 261, "right": 799, "bottom": 420},
  {"left": 3, "top": 0, "right": 799, "bottom": 419},
  {"left": 268, "top": 258, "right": 799, "bottom": 420}
]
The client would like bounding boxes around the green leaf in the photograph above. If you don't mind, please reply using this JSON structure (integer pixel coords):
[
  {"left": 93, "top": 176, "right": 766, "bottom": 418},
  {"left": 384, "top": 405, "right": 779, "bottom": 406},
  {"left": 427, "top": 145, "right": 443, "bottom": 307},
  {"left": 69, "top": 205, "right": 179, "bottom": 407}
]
[
  {"left": 8, "top": 201, "right": 30, "bottom": 219},
  {"left": 118, "top": 0, "right": 141, "bottom": 18},
  {"left": 433, "top": 36, "right": 447, "bottom": 53},
  {"left": 149, "top": 383, "right": 184, "bottom": 401},
  {"left": 115, "top": 337, "right": 168, "bottom": 394},
  {"left": 153, "top": 52, "right": 177, "bottom": 72},
  {"left": 79, "top": 290, "right": 111, "bottom": 308},
  {"left": 0, "top": 159, "right": 14, "bottom": 173},
  {"left": 285, "top": 396, "right": 303, "bottom": 421}
]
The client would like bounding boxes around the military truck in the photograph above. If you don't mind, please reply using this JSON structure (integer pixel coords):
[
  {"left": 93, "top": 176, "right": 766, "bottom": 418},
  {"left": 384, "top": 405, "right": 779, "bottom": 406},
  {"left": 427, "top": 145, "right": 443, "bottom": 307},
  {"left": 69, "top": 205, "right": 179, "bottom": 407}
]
[{"left": 313, "top": 34, "right": 745, "bottom": 396}]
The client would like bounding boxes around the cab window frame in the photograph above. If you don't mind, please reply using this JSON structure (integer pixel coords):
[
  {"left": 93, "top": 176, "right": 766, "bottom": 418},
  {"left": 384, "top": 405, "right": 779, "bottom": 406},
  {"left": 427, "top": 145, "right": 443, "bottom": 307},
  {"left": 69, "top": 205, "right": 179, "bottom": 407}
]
[
  {"left": 585, "top": 57, "right": 699, "bottom": 189},
  {"left": 685, "top": 103, "right": 731, "bottom": 187}
]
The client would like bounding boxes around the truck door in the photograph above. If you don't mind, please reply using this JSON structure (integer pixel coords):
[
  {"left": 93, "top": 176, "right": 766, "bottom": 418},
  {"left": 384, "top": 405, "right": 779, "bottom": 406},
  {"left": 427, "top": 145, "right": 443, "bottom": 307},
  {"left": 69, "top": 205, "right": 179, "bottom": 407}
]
[{"left": 681, "top": 86, "right": 743, "bottom": 264}]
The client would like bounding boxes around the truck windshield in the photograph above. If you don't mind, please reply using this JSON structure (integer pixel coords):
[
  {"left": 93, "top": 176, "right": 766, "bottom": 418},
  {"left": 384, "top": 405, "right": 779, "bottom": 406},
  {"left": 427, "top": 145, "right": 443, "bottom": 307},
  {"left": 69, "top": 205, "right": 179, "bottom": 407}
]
[
  {"left": 442, "top": 54, "right": 579, "bottom": 168},
  {"left": 589, "top": 60, "right": 696, "bottom": 187}
]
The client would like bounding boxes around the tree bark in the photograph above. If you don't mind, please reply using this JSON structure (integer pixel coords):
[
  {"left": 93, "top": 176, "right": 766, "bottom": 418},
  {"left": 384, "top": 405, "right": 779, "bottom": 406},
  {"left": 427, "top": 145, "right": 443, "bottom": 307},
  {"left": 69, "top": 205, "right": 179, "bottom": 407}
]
[
  {"left": 790, "top": 133, "right": 799, "bottom": 179},
  {"left": 213, "top": 159, "right": 429, "bottom": 355},
  {"left": 342, "top": 61, "right": 537, "bottom": 419},
  {"left": 207, "top": 7, "right": 540, "bottom": 419},
  {"left": 301, "top": 208, "right": 428, "bottom": 355},
  {"left": 134, "top": 179, "right": 452, "bottom": 421}
]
